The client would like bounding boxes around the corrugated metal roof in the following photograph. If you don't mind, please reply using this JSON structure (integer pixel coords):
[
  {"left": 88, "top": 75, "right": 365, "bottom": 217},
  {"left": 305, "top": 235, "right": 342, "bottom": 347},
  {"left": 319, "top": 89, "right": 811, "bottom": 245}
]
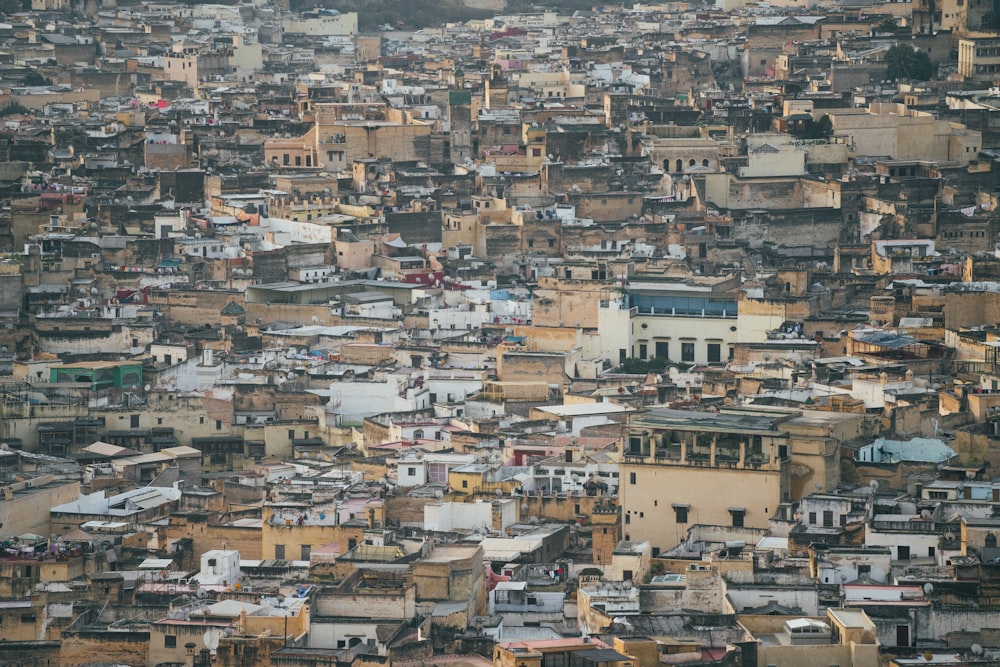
[
  {"left": 162, "top": 446, "right": 202, "bottom": 458},
  {"left": 83, "top": 441, "right": 138, "bottom": 457}
]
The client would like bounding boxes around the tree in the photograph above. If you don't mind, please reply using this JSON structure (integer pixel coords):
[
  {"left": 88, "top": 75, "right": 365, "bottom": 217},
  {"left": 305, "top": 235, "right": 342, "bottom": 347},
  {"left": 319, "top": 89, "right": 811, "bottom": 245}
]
[
  {"left": 804, "top": 114, "right": 833, "bottom": 139},
  {"left": 885, "top": 44, "right": 933, "bottom": 82},
  {"left": 0, "top": 103, "right": 28, "bottom": 117},
  {"left": 877, "top": 18, "right": 897, "bottom": 34},
  {"left": 21, "top": 71, "right": 52, "bottom": 87}
]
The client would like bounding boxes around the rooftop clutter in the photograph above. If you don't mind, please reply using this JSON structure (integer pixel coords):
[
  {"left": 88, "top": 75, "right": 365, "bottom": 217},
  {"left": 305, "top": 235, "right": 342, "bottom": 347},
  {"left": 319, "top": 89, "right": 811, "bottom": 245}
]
[{"left": 2, "top": 2, "right": 1000, "bottom": 667}]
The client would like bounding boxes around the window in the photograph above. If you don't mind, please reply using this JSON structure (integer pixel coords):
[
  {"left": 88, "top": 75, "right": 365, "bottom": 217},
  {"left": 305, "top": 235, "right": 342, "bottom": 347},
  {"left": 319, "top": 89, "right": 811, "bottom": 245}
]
[
  {"left": 625, "top": 513, "right": 630, "bottom": 524},
  {"left": 283, "top": 154, "right": 289, "bottom": 165},
  {"left": 707, "top": 343, "right": 721, "bottom": 363},
  {"left": 274, "top": 544, "right": 285, "bottom": 559},
  {"left": 809, "top": 512, "right": 817, "bottom": 525},
  {"left": 288, "top": 429, "right": 295, "bottom": 440},
  {"left": 730, "top": 509, "right": 745, "bottom": 528},
  {"left": 216, "top": 420, "right": 222, "bottom": 430},
  {"left": 897, "top": 545, "right": 910, "bottom": 560},
  {"left": 681, "top": 342, "right": 695, "bottom": 362},
  {"left": 823, "top": 510, "right": 834, "bottom": 527},
  {"left": 987, "top": 533, "right": 997, "bottom": 548},
  {"left": 639, "top": 344, "right": 647, "bottom": 359},
  {"left": 857, "top": 564, "right": 871, "bottom": 577},
  {"left": 629, "top": 472, "right": 636, "bottom": 484},
  {"left": 301, "top": 545, "right": 311, "bottom": 560},
  {"left": 295, "top": 156, "right": 302, "bottom": 166},
  {"left": 428, "top": 463, "right": 447, "bottom": 483},
  {"left": 130, "top": 414, "right": 140, "bottom": 428},
  {"left": 673, "top": 504, "right": 689, "bottom": 523},
  {"left": 547, "top": 238, "right": 555, "bottom": 248},
  {"left": 928, "top": 546, "right": 935, "bottom": 557},
  {"left": 461, "top": 479, "right": 468, "bottom": 488},
  {"left": 407, "top": 467, "right": 417, "bottom": 476},
  {"left": 655, "top": 341, "right": 669, "bottom": 358},
  {"left": 164, "top": 635, "right": 177, "bottom": 648}
]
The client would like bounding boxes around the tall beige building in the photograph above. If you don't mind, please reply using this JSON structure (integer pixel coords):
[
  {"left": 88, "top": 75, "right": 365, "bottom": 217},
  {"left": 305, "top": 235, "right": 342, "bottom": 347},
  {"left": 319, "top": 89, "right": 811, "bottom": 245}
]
[{"left": 619, "top": 407, "right": 862, "bottom": 552}]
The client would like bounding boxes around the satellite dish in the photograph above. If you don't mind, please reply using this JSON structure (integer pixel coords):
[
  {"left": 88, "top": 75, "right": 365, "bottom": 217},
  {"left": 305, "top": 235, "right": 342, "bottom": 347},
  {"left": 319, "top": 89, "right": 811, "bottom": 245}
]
[
  {"left": 924, "top": 583, "right": 934, "bottom": 595},
  {"left": 144, "top": 384, "right": 151, "bottom": 392},
  {"left": 972, "top": 644, "right": 984, "bottom": 656},
  {"left": 921, "top": 509, "right": 933, "bottom": 520}
]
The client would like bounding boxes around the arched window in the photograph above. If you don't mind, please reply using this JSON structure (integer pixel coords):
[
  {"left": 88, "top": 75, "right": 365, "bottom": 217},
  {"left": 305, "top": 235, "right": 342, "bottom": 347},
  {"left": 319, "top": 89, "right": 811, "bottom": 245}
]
[
  {"left": 987, "top": 533, "right": 997, "bottom": 548},
  {"left": 689, "top": 159, "right": 696, "bottom": 167},
  {"left": 702, "top": 159, "right": 710, "bottom": 167},
  {"left": 676, "top": 159, "right": 683, "bottom": 172}
]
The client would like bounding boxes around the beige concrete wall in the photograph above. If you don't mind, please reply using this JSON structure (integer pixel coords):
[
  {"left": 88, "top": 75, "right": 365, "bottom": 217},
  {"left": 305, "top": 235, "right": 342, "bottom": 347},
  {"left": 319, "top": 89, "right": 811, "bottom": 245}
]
[
  {"left": 261, "top": 507, "right": 366, "bottom": 560},
  {"left": 315, "top": 583, "right": 416, "bottom": 619},
  {"left": 620, "top": 463, "right": 785, "bottom": 549},
  {"left": 60, "top": 633, "right": 149, "bottom": 667},
  {"left": 0, "top": 481, "right": 79, "bottom": 537},
  {"left": 164, "top": 515, "right": 262, "bottom": 560}
]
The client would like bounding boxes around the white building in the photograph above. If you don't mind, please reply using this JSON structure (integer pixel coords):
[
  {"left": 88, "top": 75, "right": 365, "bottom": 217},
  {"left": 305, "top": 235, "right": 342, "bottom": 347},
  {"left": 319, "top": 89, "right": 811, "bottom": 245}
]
[{"left": 395, "top": 451, "right": 475, "bottom": 488}]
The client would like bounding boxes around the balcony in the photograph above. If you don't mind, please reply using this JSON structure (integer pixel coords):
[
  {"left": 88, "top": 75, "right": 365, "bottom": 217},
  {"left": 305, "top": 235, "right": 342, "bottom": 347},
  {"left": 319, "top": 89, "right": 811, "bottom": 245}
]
[
  {"left": 634, "top": 305, "right": 736, "bottom": 318},
  {"left": 655, "top": 445, "right": 682, "bottom": 461},
  {"left": 621, "top": 435, "right": 780, "bottom": 471}
]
